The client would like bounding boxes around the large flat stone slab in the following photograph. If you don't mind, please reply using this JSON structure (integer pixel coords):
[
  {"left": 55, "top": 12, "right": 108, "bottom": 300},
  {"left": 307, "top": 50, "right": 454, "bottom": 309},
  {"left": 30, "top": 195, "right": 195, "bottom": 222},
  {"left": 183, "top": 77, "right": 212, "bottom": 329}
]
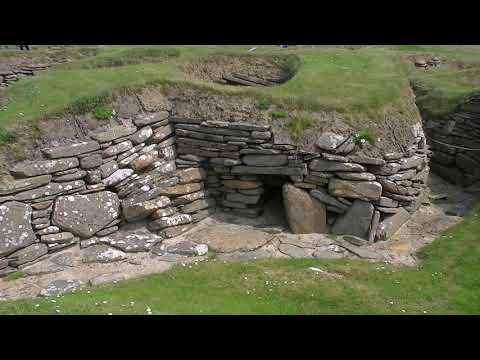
[
  {"left": 90, "top": 125, "right": 137, "bottom": 143},
  {"left": 332, "top": 200, "right": 374, "bottom": 239},
  {"left": 376, "top": 208, "right": 411, "bottom": 241},
  {"left": 0, "top": 201, "right": 37, "bottom": 257},
  {"left": 14, "top": 180, "right": 85, "bottom": 202},
  {"left": 328, "top": 178, "right": 382, "bottom": 201},
  {"left": 10, "top": 158, "right": 79, "bottom": 178},
  {"left": 52, "top": 191, "right": 120, "bottom": 238},
  {"left": 42, "top": 141, "right": 100, "bottom": 159},
  {"left": 283, "top": 183, "right": 327, "bottom": 234},
  {"left": 185, "top": 224, "right": 273, "bottom": 253},
  {"left": 0, "top": 175, "right": 52, "bottom": 196}
]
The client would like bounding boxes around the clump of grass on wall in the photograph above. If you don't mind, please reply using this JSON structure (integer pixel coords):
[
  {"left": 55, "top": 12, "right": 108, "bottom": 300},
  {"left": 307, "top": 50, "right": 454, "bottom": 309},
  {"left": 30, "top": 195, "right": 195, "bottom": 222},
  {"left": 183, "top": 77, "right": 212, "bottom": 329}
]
[
  {"left": 353, "top": 128, "right": 377, "bottom": 145},
  {"left": 0, "top": 129, "right": 17, "bottom": 143},
  {"left": 257, "top": 98, "right": 271, "bottom": 110},
  {"left": 69, "top": 93, "right": 109, "bottom": 114},
  {"left": 94, "top": 106, "right": 114, "bottom": 120},
  {"left": 288, "top": 114, "right": 317, "bottom": 143}
]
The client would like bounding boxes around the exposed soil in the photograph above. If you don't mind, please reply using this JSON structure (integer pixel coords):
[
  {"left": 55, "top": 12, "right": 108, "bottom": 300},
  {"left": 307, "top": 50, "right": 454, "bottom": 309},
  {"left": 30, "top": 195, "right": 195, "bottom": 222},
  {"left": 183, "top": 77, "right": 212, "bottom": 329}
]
[{"left": 184, "top": 54, "right": 295, "bottom": 86}]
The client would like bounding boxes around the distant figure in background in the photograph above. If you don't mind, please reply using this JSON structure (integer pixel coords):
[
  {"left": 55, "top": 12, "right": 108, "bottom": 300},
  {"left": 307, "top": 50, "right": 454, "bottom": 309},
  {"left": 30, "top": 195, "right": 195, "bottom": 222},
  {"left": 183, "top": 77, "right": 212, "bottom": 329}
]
[
  {"left": 280, "top": 45, "right": 288, "bottom": 49},
  {"left": 18, "top": 45, "right": 30, "bottom": 51}
]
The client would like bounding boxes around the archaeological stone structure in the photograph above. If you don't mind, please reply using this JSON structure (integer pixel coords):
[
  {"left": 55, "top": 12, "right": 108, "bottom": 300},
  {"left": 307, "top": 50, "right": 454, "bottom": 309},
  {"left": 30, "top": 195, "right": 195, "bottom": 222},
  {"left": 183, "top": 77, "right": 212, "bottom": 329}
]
[
  {"left": 422, "top": 95, "right": 480, "bottom": 187},
  {"left": 0, "top": 90, "right": 431, "bottom": 277}
]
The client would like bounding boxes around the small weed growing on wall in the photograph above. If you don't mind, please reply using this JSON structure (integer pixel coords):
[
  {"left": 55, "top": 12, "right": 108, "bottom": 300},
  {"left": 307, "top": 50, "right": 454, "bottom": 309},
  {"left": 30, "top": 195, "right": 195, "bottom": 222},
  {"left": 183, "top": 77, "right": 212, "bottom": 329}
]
[
  {"left": 94, "top": 106, "right": 114, "bottom": 120},
  {"left": 0, "top": 129, "right": 17, "bottom": 143},
  {"left": 272, "top": 111, "right": 288, "bottom": 119},
  {"left": 288, "top": 114, "right": 317, "bottom": 143},
  {"left": 257, "top": 98, "right": 271, "bottom": 110},
  {"left": 11, "top": 143, "right": 27, "bottom": 161},
  {"left": 353, "top": 128, "right": 376, "bottom": 145},
  {"left": 69, "top": 93, "right": 109, "bottom": 114}
]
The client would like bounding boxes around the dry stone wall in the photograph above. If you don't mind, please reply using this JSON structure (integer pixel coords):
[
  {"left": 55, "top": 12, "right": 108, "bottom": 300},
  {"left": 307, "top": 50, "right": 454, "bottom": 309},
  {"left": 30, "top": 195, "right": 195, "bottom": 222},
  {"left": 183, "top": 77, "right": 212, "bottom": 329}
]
[
  {"left": 0, "top": 102, "right": 429, "bottom": 275},
  {"left": 422, "top": 95, "right": 480, "bottom": 187}
]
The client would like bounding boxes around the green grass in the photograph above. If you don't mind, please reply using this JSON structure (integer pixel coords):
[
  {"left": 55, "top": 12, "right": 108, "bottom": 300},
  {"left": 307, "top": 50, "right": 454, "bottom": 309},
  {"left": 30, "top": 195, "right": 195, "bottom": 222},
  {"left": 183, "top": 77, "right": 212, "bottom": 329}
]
[
  {"left": 0, "top": 45, "right": 417, "bottom": 134},
  {"left": 2, "top": 204, "right": 480, "bottom": 314},
  {"left": 93, "top": 106, "right": 114, "bottom": 120},
  {"left": 353, "top": 128, "right": 377, "bottom": 145},
  {"left": 257, "top": 98, "right": 271, "bottom": 110},
  {"left": 271, "top": 111, "right": 288, "bottom": 119},
  {"left": 0, "top": 128, "right": 17, "bottom": 143},
  {"left": 2, "top": 271, "right": 25, "bottom": 282},
  {"left": 287, "top": 114, "right": 317, "bottom": 143}
]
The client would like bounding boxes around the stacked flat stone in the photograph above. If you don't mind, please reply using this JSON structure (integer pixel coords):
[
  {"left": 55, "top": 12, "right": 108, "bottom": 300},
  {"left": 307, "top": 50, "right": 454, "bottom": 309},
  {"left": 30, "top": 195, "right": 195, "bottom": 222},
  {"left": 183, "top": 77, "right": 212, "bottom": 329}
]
[
  {"left": 1, "top": 104, "right": 430, "bottom": 274},
  {"left": 423, "top": 95, "right": 480, "bottom": 187},
  {"left": 0, "top": 63, "right": 51, "bottom": 88}
]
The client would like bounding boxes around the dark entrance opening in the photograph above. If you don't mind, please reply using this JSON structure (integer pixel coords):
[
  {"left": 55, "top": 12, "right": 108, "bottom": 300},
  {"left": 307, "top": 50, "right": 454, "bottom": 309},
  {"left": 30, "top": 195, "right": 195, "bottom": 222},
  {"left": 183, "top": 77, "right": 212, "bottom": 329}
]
[{"left": 258, "top": 175, "right": 289, "bottom": 229}]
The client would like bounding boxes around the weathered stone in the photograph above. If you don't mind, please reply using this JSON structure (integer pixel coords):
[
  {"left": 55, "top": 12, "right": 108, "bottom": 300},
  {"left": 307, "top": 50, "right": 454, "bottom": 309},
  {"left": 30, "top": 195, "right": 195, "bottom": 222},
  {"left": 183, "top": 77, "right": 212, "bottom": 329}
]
[
  {"left": 0, "top": 175, "right": 52, "bottom": 196},
  {"left": 0, "top": 196, "right": 14, "bottom": 204},
  {"left": 376, "top": 208, "right": 410, "bottom": 241},
  {"left": 384, "top": 152, "right": 404, "bottom": 161},
  {"left": 102, "top": 140, "right": 133, "bottom": 157},
  {"left": 240, "top": 148, "right": 281, "bottom": 155},
  {"left": 134, "top": 111, "right": 169, "bottom": 127},
  {"left": 368, "top": 210, "right": 380, "bottom": 242},
  {"left": 373, "top": 196, "right": 399, "bottom": 208},
  {"left": 328, "top": 178, "right": 382, "bottom": 201},
  {"left": 209, "top": 158, "right": 242, "bottom": 167},
  {"left": 32, "top": 217, "right": 50, "bottom": 225},
  {"left": 388, "top": 170, "right": 417, "bottom": 181},
  {"left": 225, "top": 192, "right": 260, "bottom": 205},
  {"left": 86, "top": 170, "right": 102, "bottom": 184},
  {"left": 369, "top": 163, "right": 401, "bottom": 176},
  {"left": 36, "top": 226, "right": 60, "bottom": 236},
  {"left": 181, "top": 198, "right": 216, "bottom": 213},
  {"left": 42, "top": 141, "right": 100, "bottom": 159},
  {"left": 309, "top": 159, "right": 366, "bottom": 172},
  {"left": 322, "top": 153, "right": 350, "bottom": 162},
  {"left": 90, "top": 125, "right": 137, "bottom": 143},
  {"left": 102, "top": 169, "right": 134, "bottom": 187},
  {"left": 377, "top": 179, "right": 409, "bottom": 195},
  {"left": 130, "top": 151, "right": 158, "bottom": 172},
  {"left": 251, "top": 131, "right": 271, "bottom": 140},
  {"left": 191, "top": 207, "right": 216, "bottom": 222},
  {"left": 158, "top": 223, "right": 195, "bottom": 238},
  {"left": 39, "top": 279, "right": 84, "bottom": 297},
  {"left": 82, "top": 244, "right": 126, "bottom": 263},
  {"left": 332, "top": 200, "right": 374, "bottom": 239},
  {"left": 89, "top": 272, "right": 126, "bottom": 286},
  {"left": 99, "top": 232, "right": 161, "bottom": 252},
  {"left": 399, "top": 156, "right": 425, "bottom": 170},
  {"left": 221, "top": 199, "right": 248, "bottom": 209},
  {"left": 0, "top": 202, "right": 36, "bottom": 257},
  {"left": 283, "top": 184, "right": 327, "bottom": 234},
  {"left": 167, "top": 241, "right": 208, "bottom": 257},
  {"left": 155, "top": 183, "right": 203, "bottom": 197},
  {"left": 40, "top": 232, "right": 75, "bottom": 244},
  {"left": 148, "top": 214, "right": 193, "bottom": 231},
  {"left": 31, "top": 200, "right": 54, "bottom": 210},
  {"left": 316, "top": 132, "right": 346, "bottom": 151},
  {"left": 231, "top": 166, "right": 303, "bottom": 177},
  {"left": 222, "top": 179, "right": 262, "bottom": 190},
  {"left": 122, "top": 196, "right": 171, "bottom": 222},
  {"left": 242, "top": 154, "right": 288, "bottom": 167},
  {"left": 176, "top": 128, "right": 224, "bottom": 142},
  {"left": 80, "top": 154, "right": 103, "bottom": 170},
  {"left": 13, "top": 180, "right": 85, "bottom": 202},
  {"left": 177, "top": 137, "right": 238, "bottom": 152},
  {"left": 310, "top": 188, "right": 349, "bottom": 212},
  {"left": 342, "top": 235, "right": 368, "bottom": 247},
  {"left": 52, "top": 191, "right": 120, "bottom": 238},
  {"left": 348, "top": 155, "right": 385, "bottom": 166},
  {"left": 278, "top": 243, "right": 314, "bottom": 258},
  {"left": 10, "top": 158, "right": 79, "bottom": 177},
  {"left": 335, "top": 172, "right": 376, "bottom": 181},
  {"left": 7, "top": 243, "right": 48, "bottom": 267},
  {"left": 186, "top": 224, "right": 271, "bottom": 253},
  {"left": 99, "top": 161, "right": 119, "bottom": 179},
  {"left": 152, "top": 207, "right": 177, "bottom": 219},
  {"left": 53, "top": 170, "right": 87, "bottom": 182},
  {"left": 118, "top": 152, "right": 140, "bottom": 168},
  {"left": 228, "top": 122, "right": 270, "bottom": 132},
  {"left": 376, "top": 207, "right": 401, "bottom": 214},
  {"left": 335, "top": 137, "right": 356, "bottom": 155},
  {"left": 176, "top": 168, "right": 207, "bottom": 184},
  {"left": 130, "top": 127, "right": 152, "bottom": 145},
  {"left": 152, "top": 125, "right": 174, "bottom": 143}
]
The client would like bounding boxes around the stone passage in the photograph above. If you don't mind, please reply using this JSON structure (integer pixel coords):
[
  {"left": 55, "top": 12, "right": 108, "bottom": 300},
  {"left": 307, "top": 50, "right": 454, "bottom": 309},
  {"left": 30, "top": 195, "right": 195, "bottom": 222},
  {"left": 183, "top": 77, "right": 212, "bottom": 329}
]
[
  {"left": 0, "top": 104, "right": 429, "bottom": 276},
  {"left": 422, "top": 95, "right": 480, "bottom": 187}
]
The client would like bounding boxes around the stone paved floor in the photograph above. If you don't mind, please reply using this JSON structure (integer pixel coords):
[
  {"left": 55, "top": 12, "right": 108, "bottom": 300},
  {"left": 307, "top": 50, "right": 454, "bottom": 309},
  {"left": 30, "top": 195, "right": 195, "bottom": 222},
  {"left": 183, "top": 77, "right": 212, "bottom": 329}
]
[{"left": 1, "top": 173, "right": 478, "bottom": 301}]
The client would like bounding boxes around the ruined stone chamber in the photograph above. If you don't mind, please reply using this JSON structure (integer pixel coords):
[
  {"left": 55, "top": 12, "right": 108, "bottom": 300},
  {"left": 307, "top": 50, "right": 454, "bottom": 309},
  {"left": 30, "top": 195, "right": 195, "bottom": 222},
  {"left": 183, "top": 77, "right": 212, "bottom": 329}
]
[
  {"left": 422, "top": 95, "right": 480, "bottom": 187},
  {"left": 0, "top": 92, "right": 430, "bottom": 275}
]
